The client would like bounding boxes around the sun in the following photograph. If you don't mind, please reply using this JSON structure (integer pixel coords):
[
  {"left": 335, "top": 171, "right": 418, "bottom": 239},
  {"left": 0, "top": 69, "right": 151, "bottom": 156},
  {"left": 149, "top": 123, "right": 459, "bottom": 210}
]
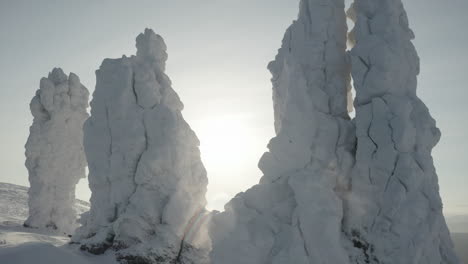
[
  {"left": 195, "top": 116, "right": 247, "bottom": 167},
  {"left": 191, "top": 114, "right": 267, "bottom": 211}
]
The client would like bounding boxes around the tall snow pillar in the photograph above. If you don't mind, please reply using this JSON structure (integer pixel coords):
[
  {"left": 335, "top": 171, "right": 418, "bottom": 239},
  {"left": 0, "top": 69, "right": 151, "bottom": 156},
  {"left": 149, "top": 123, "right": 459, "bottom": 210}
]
[
  {"left": 344, "top": 0, "right": 459, "bottom": 263},
  {"left": 74, "top": 29, "right": 208, "bottom": 263},
  {"left": 209, "top": 1, "right": 355, "bottom": 263},
  {"left": 24, "top": 68, "right": 89, "bottom": 234}
]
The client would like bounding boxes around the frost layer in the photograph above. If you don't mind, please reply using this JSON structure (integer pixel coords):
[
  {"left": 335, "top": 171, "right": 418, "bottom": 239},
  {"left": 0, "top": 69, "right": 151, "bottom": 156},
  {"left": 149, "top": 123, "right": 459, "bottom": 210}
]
[
  {"left": 24, "top": 68, "right": 89, "bottom": 234},
  {"left": 343, "top": 1, "right": 459, "bottom": 263},
  {"left": 209, "top": 1, "right": 355, "bottom": 263},
  {"left": 73, "top": 29, "right": 208, "bottom": 263}
]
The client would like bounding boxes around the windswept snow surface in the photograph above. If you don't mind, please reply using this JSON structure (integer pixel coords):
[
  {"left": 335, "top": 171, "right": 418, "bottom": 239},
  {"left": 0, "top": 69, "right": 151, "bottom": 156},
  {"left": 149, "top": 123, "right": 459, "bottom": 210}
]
[
  {"left": 3, "top": 183, "right": 462, "bottom": 263},
  {"left": 344, "top": 1, "right": 459, "bottom": 263},
  {"left": 0, "top": 243, "right": 117, "bottom": 264},
  {"left": 73, "top": 29, "right": 208, "bottom": 263},
  {"left": 0, "top": 182, "right": 117, "bottom": 264},
  {"left": 24, "top": 68, "right": 89, "bottom": 235},
  {"left": 209, "top": 1, "right": 355, "bottom": 263}
]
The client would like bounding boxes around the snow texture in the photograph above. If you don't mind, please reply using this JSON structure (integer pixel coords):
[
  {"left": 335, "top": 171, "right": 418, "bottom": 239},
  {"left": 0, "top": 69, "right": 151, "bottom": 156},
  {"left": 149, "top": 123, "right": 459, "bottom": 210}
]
[
  {"left": 73, "top": 29, "right": 208, "bottom": 264},
  {"left": 209, "top": 1, "right": 356, "bottom": 263},
  {"left": 0, "top": 182, "right": 117, "bottom": 264},
  {"left": 0, "top": 182, "right": 89, "bottom": 225},
  {"left": 0, "top": 243, "right": 118, "bottom": 264},
  {"left": 209, "top": 0, "right": 459, "bottom": 263},
  {"left": 343, "top": 1, "right": 459, "bottom": 263},
  {"left": 1, "top": 182, "right": 466, "bottom": 264},
  {"left": 24, "top": 68, "right": 89, "bottom": 235}
]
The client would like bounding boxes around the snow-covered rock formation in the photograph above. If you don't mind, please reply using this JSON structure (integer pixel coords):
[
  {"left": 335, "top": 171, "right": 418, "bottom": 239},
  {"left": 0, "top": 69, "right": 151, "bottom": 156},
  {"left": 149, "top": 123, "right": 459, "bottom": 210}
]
[
  {"left": 73, "top": 29, "right": 208, "bottom": 264},
  {"left": 209, "top": 1, "right": 355, "bottom": 263},
  {"left": 343, "top": 1, "right": 459, "bottom": 263},
  {"left": 209, "top": 0, "right": 459, "bottom": 263},
  {"left": 24, "top": 68, "right": 89, "bottom": 234}
]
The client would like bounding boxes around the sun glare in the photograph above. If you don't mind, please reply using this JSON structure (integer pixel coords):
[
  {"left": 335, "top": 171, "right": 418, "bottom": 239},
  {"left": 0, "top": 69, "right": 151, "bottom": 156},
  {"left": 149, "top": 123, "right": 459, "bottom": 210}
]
[
  {"left": 192, "top": 114, "right": 267, "bottom": 211},
  {"left": 196, "top": 116, "right": 247, "bottom": 166},
  {"left": 74, "top": 113, "right": 270, "bottom": 211}
]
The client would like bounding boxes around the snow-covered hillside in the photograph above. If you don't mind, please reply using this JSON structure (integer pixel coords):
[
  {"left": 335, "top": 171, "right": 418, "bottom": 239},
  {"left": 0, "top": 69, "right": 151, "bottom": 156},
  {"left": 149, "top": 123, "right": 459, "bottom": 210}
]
[
  {"left": 0, "top": 182, "right": 89, "bottom": 224},
  {"left": 0, "top": 182, "right": 117, "bottom": 264},
  {"left": 0, "top": 183, "right": 467, "bottom": 263},
  {"left": 452, "top": 233, "right": 468, "bottom": 264}
]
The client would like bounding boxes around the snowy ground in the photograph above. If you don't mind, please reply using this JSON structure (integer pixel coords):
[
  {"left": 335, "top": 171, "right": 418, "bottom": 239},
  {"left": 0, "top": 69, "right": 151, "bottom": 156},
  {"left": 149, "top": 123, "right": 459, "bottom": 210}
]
[
  {"left": 0, "top": 182, "right": 466, "bottom": 263},
  {"left": 0, "top": 182, "right": 117, "bottom": 264},
  {"left": 452, "top": 233, "right": 468, "bottom": 264}
]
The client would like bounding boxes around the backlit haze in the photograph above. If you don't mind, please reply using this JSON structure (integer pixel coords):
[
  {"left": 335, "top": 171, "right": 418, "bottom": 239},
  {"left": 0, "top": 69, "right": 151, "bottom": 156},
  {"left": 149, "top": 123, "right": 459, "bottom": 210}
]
[{"left": 0, "top": 0, "right": 466, "bottom": 220}]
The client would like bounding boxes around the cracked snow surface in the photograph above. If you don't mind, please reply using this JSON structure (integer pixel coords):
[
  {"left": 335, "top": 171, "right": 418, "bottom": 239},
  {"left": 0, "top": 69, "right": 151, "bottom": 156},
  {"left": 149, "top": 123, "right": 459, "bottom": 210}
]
[
  {"left": 343, "top": 0, "right": 459, "bottom": 263},
  {"left": 209, "top": 0, "right": 356, "bottom": 263},
  {"left": 209, "top": 0, "right": 459, "bottom": 263},
  {"left": 72, "top": 29, "right": 209, "bottom": 264}
]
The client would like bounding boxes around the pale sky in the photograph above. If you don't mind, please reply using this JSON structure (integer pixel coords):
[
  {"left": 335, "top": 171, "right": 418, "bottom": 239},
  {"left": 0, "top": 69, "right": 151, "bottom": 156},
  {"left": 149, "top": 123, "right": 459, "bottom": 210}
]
[{"left": 0, "top": 0, "right": 466, "bottom": 216}]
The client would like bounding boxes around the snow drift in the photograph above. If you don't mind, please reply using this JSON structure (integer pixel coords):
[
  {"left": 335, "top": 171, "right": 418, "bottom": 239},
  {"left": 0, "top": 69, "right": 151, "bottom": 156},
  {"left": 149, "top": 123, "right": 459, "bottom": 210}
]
[
  {"left": 73, "top": 29, "right": 208, "bottom": 264},
  {"left": 24, "top": 68, "right": 89, "bottom": 235},
  {"left": 209, "top": 0, "right": 355, "bottom": 263},
  {"left": 0, "top": 183, "right": 116, "bottom": 264}
]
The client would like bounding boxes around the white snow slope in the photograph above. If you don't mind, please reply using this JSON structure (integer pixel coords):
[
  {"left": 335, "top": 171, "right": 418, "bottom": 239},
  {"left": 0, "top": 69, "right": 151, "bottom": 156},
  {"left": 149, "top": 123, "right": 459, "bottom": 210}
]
[
  {"left": 0, "top": 182, "right": 117, "bottom": 264},
  {"left": 3, "top": 182, "right": 465, "bottom": 263}
]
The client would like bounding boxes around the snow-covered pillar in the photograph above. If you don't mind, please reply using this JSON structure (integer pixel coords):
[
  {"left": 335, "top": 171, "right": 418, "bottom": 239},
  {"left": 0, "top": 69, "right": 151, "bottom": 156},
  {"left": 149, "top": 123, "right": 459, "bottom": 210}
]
[
  {"left": 73, "top": 29, "right": 208, "bottom": 263},
  {"left": 344, "top": 1, "right": 459, "bottom": 263},
  {"left": 209, "top": 1, "right": 355, "bottom": 263},
  {"left": 24, "top": 68, "right": 89, "bottom": 234}
]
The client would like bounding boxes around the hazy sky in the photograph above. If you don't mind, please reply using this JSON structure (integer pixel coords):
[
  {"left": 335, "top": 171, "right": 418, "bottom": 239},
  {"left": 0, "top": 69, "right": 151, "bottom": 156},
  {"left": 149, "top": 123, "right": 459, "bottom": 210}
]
[{"left": 0, "top": 0, "right": 466, "bottom": 215}]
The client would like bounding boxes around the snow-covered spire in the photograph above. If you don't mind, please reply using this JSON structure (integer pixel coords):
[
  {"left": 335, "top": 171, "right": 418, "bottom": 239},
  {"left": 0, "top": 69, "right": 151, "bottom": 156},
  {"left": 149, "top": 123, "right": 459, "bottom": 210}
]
[
  {"left": 136, "top": 28, "right": 168, "bottom": 70},
  {"left": 24, "top": 68, "right": 89, "bottom": 234},
  {"left": 344, "top": 0, "right": 459, "bottom": 263},
  {"left": 73, "top": 29, "right": 208, "bottom": 263},
  {"left": 209, "top": 1, "right": 355, "bottom": 263}
]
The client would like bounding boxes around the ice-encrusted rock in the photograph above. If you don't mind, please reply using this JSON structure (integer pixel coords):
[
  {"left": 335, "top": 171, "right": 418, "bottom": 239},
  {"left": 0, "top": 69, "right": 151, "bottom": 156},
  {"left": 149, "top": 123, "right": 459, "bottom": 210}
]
[
  {"left": 73, "top": 29, "right": 208, "bottom": 263},
  {"left": 209, "top": 1, "right": 355, "bottom": 263},
  {"left": 24, "top": 68, "right": 89, "bottom": 234},
  {"left": 343, "top": 1, "right": 459, "bottom": 263}
]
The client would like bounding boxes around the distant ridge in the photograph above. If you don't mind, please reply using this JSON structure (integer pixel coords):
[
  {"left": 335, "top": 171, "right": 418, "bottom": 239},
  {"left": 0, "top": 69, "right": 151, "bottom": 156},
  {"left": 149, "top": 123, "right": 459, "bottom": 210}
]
[
  {"left": 0, "top": 182, "right": 89, "bottom": 224},
  {"left": 452, "top": 233, "right": 468, "bottom": 264}
]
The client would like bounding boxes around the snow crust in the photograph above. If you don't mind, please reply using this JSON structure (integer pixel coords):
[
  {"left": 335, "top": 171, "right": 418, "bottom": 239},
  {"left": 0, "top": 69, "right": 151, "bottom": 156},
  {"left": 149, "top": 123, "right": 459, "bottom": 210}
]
[
  {"left": 73, "top": 29, "right": 208, "bottom": 263},
  {"left": 209, "top": 1, "right": 355, "bottom": 263},
  {"left": 24, "top": 68, "right": 89, "bottom": 234},
  {"left": 343, "top": 1, "right": 459, "bottom": 263}
]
